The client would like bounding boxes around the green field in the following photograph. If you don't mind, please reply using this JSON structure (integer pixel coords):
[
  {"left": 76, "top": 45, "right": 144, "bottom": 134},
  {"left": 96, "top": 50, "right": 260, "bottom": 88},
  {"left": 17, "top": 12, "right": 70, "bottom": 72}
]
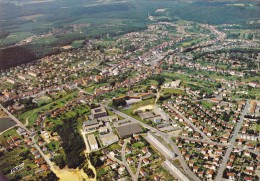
[{"left": 19, "top": 91, "right": 78, "bottom": 125}]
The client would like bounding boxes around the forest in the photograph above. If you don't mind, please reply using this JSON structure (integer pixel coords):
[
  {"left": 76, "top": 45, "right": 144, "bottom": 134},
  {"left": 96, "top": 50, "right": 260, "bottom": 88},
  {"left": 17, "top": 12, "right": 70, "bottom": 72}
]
[{"left": 0, "top": 0, "right": 259, "bottom": 69}]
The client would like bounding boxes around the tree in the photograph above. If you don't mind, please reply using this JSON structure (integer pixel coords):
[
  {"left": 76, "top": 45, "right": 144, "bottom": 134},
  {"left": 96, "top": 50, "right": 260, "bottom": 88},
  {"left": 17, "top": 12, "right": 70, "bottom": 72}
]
[
  {"left": 112, "top": 98, "right": 126, "bottom": 107},
  {"left": 53, "top": 155, "right": 66, "bottom": 169},
  {"left": 42, "top": 172, "right": 59, "bottom": 181}
]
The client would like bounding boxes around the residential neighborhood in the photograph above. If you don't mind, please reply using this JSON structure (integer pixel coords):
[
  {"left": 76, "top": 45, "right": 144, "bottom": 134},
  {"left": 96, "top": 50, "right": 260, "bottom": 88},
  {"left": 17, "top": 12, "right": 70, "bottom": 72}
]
[{"left": 0, "top": 7, "right": 259, "bottom": 181}]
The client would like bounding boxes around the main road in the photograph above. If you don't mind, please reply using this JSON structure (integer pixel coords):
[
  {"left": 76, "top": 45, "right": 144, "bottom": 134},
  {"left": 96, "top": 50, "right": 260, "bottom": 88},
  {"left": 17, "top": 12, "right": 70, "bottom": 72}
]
[
  {"left": 215, "top": 100, "right": 250, "bottom": 181},
  {"left": 0, "top": 104, "right": 31, "bottom": 133}
]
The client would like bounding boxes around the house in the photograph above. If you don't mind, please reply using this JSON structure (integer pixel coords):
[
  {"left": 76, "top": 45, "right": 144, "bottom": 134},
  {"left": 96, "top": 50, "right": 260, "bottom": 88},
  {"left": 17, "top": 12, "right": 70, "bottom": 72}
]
[
  {"left": 34, "top": 154, "right": 41, "bottom": 159},
  {"left": 91, "top": 106, "right": 107, "bottom": 119},
  {"left": 154, "top": 174, "right": 160, "bottom": 181},
  {"left": 189, "top": 160, "right": 194, "bottom": 167},
  {"left": 41, "top": 164, "right": 49, "bottom": 172},
  {"left": 182, "top": 131, "right": 188, "bottom": 137},
  {"left": 143, "top": 158, "right": 150, "bottom": 165},
  {"left": 16, "top": 127, "right": 26, "bottom": 135},
  {"left": 244, "top": 169, "right": 254, "bottom": 176},
  {"left": 227, "top": 172, "right": 235, "bottom": 180},
  {"left": 193, "top": 166, "right": 199, "bottom": 173},
  {"left": 244, "top": 151, "right": 251, "bottom": 157},
  {"left": 118, "top": 166, "right": 125, "bottom": 175},
  {"left": 244, "top": 177, "right": 253, "bottom": 181},
  {"left": 230, "top": 155, "right": 236, "bottom": 162},
  {"left": 227, "top": 162, "right": 233, "bottom": 169},
  {"left": 133, "top": 135, "right": 141, "bottom": 141},
  {"left": 88, "top": 134, "right": 98, "bottom": 150},
  {"left": 127, "top": 157, "right": 133, "bottom": 164},
  {"left": 31, "top": 148, "right": 38, "bottom": 155},
  {"left": 206, "top": 169, "right": 214, "bottom": 179},
  {"left": 140, "top": 168, "right": 147, "bottom": 177},
  {"left": 110, "top": 163, "right": 118, "bottom": 170},
  {"left": 185, "top": 154, "right": 190, "bottom": 161},
  {"left": 198, "top": 171, "right": 204, "bottom": 178},
  {"left": 125, "top": 147, "right": 131, "bottom": 154},
  {"left": 142, "top": 147, "right": 149, "bottom": 154},
  {"left": 35, "top": 157, "right": 45, "bottom": 166}
]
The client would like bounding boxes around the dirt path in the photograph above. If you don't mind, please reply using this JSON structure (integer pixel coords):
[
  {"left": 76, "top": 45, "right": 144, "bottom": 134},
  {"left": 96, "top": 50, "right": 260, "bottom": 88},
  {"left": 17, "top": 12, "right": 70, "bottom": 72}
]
[
  {"left": 25, "top": 111, "right": 35, "bottom": 126},
  {"left": 53, "top": 165, "right": 96, "bottom": 181}
]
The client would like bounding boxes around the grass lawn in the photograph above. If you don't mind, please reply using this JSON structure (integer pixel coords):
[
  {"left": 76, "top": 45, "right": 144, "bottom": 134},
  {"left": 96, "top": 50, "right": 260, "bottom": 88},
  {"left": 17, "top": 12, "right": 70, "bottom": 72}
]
[
  {"left": 255, "top": 124, "right": 260, "bottom": 131},
  {"left": 108, "top": 143, "right": 122, "bottom": 151},
  {"left": 71, "top": 40, "right": 84, "bottom": 48},
  {"left": 162, "top": 88, "right": 184, "bottom": 95},
  {"left": 84, "top": 85, "right": 96, "bottom": 94},
  {"left": 0, "top": 128, "right": 21, "bottom": 147},
  {"left": 132, "top": 142, "right": 145, "bottom": 149},
  {"left": 1, "top": 128, "right": 20, "bottom": 138},
  {"left": 47, "top": 141, "right": 61, "bottom": 152},
  {"left": 201, "top": 100, "right": 216, "bottom": 109}
]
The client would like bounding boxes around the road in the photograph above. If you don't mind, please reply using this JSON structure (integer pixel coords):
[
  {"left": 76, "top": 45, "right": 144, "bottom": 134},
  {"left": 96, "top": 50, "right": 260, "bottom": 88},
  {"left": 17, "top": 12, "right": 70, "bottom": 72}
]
[
  {"left": 163, "top": 136, "right": 201, "bottom": 181},
  {"left": 0, "top": 104, "right": 31, "bottom": 133},
  {"left": 107, "top": 153, "right": 124, "bottom": 165},
  {"left": 80, "top": 130, "right": 90, "bottom": 153},
  {"left": 179, "top": 136, "right": 229, "bottom": 147},
  {"left": 135, "top": 154, "right": 150, "bottom": 180},
  {"left": 103, "top": 104, "right": 200, "bottom": 181},
  {"left": 215, "top": 100, "right": 249, "bottom": 181},
  {"left": 32, "top": 136, "right": 55, "bottom": 172},
  {"left": 121, "top": 139, "right": 136, "bottom": 181},
  {"left": 167, "top": 104, "right": 212, "bottom": 141}
]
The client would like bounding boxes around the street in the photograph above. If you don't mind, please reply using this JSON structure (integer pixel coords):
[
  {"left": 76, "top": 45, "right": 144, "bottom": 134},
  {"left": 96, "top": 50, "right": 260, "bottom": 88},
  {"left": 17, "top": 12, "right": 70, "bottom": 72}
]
[{"left": 215, "top": 100, "right": 250, "bottom": 181}]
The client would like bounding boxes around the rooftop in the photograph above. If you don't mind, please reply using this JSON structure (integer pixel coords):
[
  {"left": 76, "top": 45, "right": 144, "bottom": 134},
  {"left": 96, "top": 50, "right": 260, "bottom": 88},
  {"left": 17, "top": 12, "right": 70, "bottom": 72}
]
[{"left": 115, "top": 123, "right": 143, "bottom": 138}]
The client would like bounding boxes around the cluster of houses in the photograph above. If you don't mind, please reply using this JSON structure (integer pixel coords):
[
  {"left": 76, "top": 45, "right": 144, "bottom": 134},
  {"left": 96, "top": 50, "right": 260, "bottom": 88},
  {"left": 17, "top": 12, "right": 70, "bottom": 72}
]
[
  {"left": 176, "top": 137, "right": 226, "bottom": 180},
  {"left": 0, "top": 127, "right": 50, "bottom": 176},
  {"left": 165, "top": 97, "right": 245, "bottom": 142},
  {"left": 96, "top": 134, "right": 166, "bottom": 181},
  {"left": 223, "top": 147, "right": 260, "bottom": 181}
]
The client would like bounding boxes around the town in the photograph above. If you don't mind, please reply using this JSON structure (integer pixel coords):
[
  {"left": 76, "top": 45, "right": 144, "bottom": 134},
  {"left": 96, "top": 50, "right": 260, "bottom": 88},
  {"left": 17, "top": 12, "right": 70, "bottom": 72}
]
[{"left": 0, "top": 17, "right": 259, "bottom": 181}]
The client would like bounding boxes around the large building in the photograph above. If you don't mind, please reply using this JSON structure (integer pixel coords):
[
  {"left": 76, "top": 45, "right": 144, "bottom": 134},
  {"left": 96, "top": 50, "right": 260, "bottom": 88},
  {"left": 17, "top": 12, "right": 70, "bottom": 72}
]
[
  {"left": 91, "top": 106, "right": 107, "bottom": 119},
  {"left": 147, "top": 132, "right": 175, "bottom": 159},
  {"left": 115, "top": 123, "right": 143, "bottom": 138},
  {"left": 100, "top": 134, "right": 119, "bottom": 146},
  {"left": 163, "top": 159, "right": 189, "bottom": 181},
  {"left": 88, "top": 134, "right": 98, "bottom": 150},
  {"left": 83, "top": 120, "right": 100, "bottom": 132}
]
